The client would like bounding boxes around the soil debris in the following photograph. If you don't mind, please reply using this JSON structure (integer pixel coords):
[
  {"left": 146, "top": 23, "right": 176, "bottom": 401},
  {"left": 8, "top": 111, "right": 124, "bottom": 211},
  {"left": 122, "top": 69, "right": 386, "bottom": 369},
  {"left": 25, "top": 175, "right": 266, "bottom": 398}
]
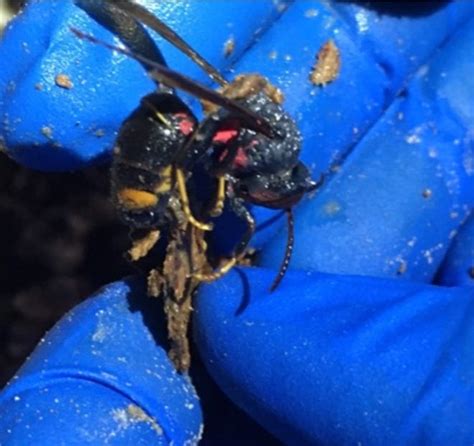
[
  {"left": 128, "top": 230, "right": 160, "bottom": 261},
  {"left": 223, "top": 36, "right": 235, "bottom": 58},
  {"left": 55, "top": 73, "right": 73, "bottom": 89},
  {"left": 310, "top": 39, "right": 340, "bottom": 86},
  {"left": 146, "top": 224, "right": 210, "bottom": 372}
]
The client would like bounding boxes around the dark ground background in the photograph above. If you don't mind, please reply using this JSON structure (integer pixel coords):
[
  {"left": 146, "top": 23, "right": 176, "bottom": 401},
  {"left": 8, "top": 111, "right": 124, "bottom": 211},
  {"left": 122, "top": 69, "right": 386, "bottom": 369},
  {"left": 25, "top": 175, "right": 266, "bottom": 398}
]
[
  {"left": 0, "top": 0, "right": 131, "bottom": 387},
  {"left": 0, "top": 153, "right": 130, "bottom": 386}
]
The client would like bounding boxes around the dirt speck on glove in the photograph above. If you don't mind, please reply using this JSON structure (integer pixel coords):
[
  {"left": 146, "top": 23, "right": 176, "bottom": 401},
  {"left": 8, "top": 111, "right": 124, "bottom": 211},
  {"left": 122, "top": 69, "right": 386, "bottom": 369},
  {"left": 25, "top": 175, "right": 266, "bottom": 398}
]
[{"left": 310, "top": 39, "right": 340, "bottom": 86}]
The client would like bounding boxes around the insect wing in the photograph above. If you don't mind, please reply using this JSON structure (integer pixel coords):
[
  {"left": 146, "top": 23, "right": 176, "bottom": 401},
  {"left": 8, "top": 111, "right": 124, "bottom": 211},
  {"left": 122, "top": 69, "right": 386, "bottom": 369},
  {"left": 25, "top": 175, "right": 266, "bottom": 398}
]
[
  {"left": 71, "top": 27, "right": 274, "bottom": 137},
  {"left": 75, "top": 0, "right": 168, "bottom": 66},
  {"left": 111, "top": 0, "right": 227, "bottom": 86}
]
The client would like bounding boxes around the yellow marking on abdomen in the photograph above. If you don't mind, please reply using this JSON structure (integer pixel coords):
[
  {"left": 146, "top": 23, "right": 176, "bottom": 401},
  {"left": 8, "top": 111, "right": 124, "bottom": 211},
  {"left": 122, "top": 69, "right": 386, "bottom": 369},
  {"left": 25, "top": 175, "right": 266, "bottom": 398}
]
[{"left": 117, "top": 188, "right": 158, "bottom": 210}]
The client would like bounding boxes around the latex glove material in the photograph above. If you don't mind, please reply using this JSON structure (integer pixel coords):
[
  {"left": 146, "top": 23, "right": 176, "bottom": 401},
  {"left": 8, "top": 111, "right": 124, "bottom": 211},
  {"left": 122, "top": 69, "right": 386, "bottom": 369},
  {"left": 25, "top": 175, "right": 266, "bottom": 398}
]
[
  {"left": 196, "top": 8, "right": 474, "bottom": 445},
  {"left": 0, "top": 280, "right": 202, "bottom": 445},
  {"left": 0, "top": 0, "right": 287, "bottom": 170},
  {"left": 437, "top": 213, "right": 474, "bottom": 286},
  {"left": 0, "top": 1, "right": 471, "bottom": 177},
  {"left": 195, "top": 269, "right": 474, "bottom": 446},
  {"left": 0, "top": 278, "right": 282, "bottom": 446},
  {"left": 1, "top": 1, "right": 474, "bottom": 446},
  {"left": 1, "top": 0, "right": 473, "bottom": 250},
  {"left": 260, "top": 15, "right": 474, "bottom": 281}
]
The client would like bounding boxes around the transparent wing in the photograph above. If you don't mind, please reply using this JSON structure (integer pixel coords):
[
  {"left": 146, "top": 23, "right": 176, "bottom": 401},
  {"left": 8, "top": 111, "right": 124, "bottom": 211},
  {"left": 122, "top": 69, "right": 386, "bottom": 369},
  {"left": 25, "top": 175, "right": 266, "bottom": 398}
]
[
  {"left": 71, "top": 27, "right": 274, "bottom": 137},
  {"left": 111, "top": 0, "right": 227, "bottom": 86}
]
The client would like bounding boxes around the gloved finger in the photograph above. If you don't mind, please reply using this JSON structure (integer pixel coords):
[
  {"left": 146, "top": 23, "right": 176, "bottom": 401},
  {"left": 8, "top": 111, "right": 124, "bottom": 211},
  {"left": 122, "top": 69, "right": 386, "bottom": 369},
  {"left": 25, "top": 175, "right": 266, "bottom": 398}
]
[
  {"left": 1, "top": 1, "right": 472, "bottom": 261},
  {"left": 194, "top": 268, "right": 474, "bottom": 446},
  {"left": 191, "top": 356, "right": 283, "bottom": 445},
  {"left": 435, "top": 213, "right": 474, "bottom": 287},
  {"left": 198, "top": 26, "right": 474, "bottom": 443},
  {"left": 259, "top": 13, "right": 474, "bottom": 283},
  {"left": 0, "top": 279, "right": 202, "bottom": 445},
  {"left": 0, "top": 0, "right": 288, "bottom": 171},
  {"left": 211, "top": 0, "right": 474, "bottom": 252},
  {"left": 1, "top": 1, "right": 471, "bottom": 174},
  {"left": 236, "top": 0, "right": 474, "bottom": 178}
]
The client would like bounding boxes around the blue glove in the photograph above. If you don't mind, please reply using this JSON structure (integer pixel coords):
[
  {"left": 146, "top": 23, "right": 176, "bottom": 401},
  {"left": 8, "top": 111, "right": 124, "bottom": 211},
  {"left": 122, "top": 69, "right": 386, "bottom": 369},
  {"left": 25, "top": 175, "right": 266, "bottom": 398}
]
[{"left": 1, "top": 1, "right": 474, "bottom": 445}]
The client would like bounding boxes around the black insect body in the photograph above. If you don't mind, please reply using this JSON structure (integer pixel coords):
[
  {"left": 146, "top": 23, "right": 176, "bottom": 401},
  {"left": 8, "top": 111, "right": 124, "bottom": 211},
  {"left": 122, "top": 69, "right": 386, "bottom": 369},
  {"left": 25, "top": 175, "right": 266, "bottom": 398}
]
[
  {"left": 207, "top": 87, "right": 315, "bottom": 210},
  {"left": 112, "top": 92, "right": 197, "bottom": 231},
  {"left": 74, "top": 0, "right": 318, "bottom": 291},
  {"left": 112, "top": 94, "right": 191, "bottom": 229},
  {"left": 75, "top": 0, "right": 222, "bottom": 260},
  {"left": 192, "top": 77, "right": 317, "bottom": 288}
]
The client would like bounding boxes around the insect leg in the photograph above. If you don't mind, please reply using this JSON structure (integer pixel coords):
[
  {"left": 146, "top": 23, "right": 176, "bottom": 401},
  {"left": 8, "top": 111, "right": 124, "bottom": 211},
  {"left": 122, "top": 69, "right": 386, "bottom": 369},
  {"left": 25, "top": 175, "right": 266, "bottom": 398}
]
[
  {"left": 205, "top": 136, "right": 242, "bottom": 217},
  {"left": 269, "top": 208, "right": 294, "bottom": 292},
  {"left": 229, "top": 196, "right": 256, "bottom": 259},
  {"left": 208, "top": 176, "right": 226, "bottom": 217},
  {"left": 175, "top": 115, "right": 243, "bottom": 229},
  {"left": 175, "top": 167, "right": 213, "bottom": 231},
  {"left": 194, "top": 196, "right": 255, "bottom": 282}
]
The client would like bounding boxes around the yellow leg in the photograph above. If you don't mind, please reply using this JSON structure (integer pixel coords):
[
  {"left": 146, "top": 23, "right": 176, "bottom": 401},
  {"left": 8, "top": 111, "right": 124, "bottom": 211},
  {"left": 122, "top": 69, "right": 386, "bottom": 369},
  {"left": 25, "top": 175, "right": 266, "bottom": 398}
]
[
  {"left": 176, "top": 168, "right": 213, "bottom": 231},
  {"left": 209, "top": 176, "right": 226, "bottom": 217},
  {"left": 194, "top": 256, "right": 238, "bottom": 282},
  {"left": 195, "top": 194, "right": 256, "bottom": 283}
]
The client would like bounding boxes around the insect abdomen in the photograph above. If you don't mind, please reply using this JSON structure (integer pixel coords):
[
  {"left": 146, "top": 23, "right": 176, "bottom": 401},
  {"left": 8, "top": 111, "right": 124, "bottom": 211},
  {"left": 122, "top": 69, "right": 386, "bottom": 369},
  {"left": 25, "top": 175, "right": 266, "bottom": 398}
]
[{"left": 111, "top": 92, "right": 196, "bottom": 229}]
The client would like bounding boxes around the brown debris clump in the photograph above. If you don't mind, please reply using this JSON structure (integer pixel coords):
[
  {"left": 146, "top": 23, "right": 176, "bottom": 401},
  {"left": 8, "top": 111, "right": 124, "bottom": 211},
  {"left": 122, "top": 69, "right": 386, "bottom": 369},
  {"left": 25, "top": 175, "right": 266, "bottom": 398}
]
[
  {"left": 223, "top": 36, "right": 235, "bottom": 58},
  {"left": 146, "top": 224, "right": 210, "bottom": 372},
  {"left": 202, "top": 74, "right": 284, "bottom": 115},
  {"left": 310, "top": 39, "right": 340, "bottom": 86},
  {"left": 128, "top": 230, "right": 160, "bottom": 261},
  {"left": 55, "top": 73, "right": 74, "bottom": 89}
]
